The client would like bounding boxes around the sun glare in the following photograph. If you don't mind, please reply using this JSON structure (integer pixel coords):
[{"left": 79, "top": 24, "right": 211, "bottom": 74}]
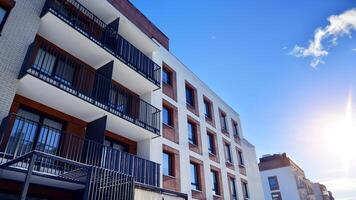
[{"left": 324, "top": 94, "right": 356, "bottom": 169}]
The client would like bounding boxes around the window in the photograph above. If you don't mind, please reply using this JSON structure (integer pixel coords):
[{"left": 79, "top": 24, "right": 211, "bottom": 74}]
[
  {"left": 207, "top": 133, "right": 215, "bottom": 155},
  {"left": 242, "top": 181, "right": 249, "bottom": 199},
  {"left": 225, "top": 143, "right": 232, "bottom": 163},
  {"left": 204, "top": 99, "right": 212, "bottom": 119},
  {"left": 220, "top": 111, "right": 228, "bottom": 131},
  {"left": 268, "top": 176, "right": 280, "bottom": 191},
  {"left": 163, "top": 152, "right": 173, "bottom": 176},
  {"left": 104, "top": 139, "right": 129, "bottom": 152},
  {"left": 163, "top": 106, "right": 173, "bottom": 126},
  {"left": 211, "top": 170, "right": 219, "bottom": 195},
  {"left": 229, "top": 178, "right": 238, "bottom": 200},
  {"left": 190, "top": 162, "right": 199, "bottom": 190},
  {"left": 162, "top": 68, "right": 172, "bottom": 85},
  {"left": 185, "top": 86, "right": 195, "bottom": 107},
  {"left": 238, "top": 150, "right": 244, "bottom": 166},
  {"left": 0, "top": 1, "right": 13, "bottom": 34},
  {"left": 233, "top": 121, "right": 240, "bottom": 138},
  {"left": 271, "top": 192, "right": 282, "bottom": 200},
  {"left": 188, "top": 121, "right": 197, "bottom": 145}
]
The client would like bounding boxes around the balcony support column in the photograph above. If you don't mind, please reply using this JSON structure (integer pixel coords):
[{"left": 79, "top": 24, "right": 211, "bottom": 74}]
[{"left": 20, "top": 154, "right": 37, "bottom": 200}]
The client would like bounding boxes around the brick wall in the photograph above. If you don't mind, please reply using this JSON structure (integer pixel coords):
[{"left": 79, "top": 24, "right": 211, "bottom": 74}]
[{"left": 0, "top": 0, "right": 45, "bottom": 120}]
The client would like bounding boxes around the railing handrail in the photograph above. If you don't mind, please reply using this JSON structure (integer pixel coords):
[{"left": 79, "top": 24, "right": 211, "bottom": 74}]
[
  {"left": 6, "top": 113, "right": 159, "bottom": 166},
  {"left": 0, "top": 114, "right": 160, "bottom": 187},
  {"left": 42, "top": 0, "right": 161, "bottom": 86}
]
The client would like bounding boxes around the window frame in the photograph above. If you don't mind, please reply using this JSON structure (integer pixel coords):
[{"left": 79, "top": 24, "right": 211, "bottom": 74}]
[
  {"left": 188, "top": 120, "right": 197, "bottom": 145},
  {"left": 162, "top": 105, "right": 173, "bottom": 127},
  {"left": 232, "top": 121, "right": 240, "bottom": 138},
  {"left": 211, "top": 170, "right": 219, "bottom": 195},
  {"left": 268, "top": 176, "right": 280, "bottom": 191},
  {"left": 204, "top": 99, "right": 212, "bottom": 119},
  {"left": 225, "top": 142, "right": 233, "bottom": 163},
  {"left": 163, "top": 151, "right": 174, "bottom": 176},
  {"left": 242, "top": 181, "right": 250, "bottom": 199},
  {"left": 190, "top": 162, "right": 200, "bottom": 191},
  {"left": 238, "top": 150, "right": 245, "bottom": 166},
  {"left": 207, "top": 132, "right": 215, "bottom": 155},
  {"left": 162, "top": 67, "right": 172, "bottom": 85},
  {"left": 229, "top": 177, "right": 238, "bottom": 200},
  {"left": 0, "top": 0, "right": 15, "bottom": 35},
  {"left": 185, "top": 85, "right": 195, "bottom": 107}
]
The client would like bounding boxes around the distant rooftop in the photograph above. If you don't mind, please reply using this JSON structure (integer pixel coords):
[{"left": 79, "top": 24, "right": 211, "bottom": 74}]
[
  {"left": 258, "top": 153, "right": 304, "bottom": 173},
  {"left": 108, "top": 0, "right": 170, "bottom": 50}
]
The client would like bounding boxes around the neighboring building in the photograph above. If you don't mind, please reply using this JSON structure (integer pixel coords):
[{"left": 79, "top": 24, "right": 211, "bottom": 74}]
[
  {"left": 259, "top": 153, "right": 319, "bottom": 200},
  {"left": 313, "top": 183, "right": 333, "bottom": 200},
  {"left": 0, "top": 0, "right": 263, "bottom": 199}
]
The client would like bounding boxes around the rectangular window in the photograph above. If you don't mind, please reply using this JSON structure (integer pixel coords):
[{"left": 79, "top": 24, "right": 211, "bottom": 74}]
[
  {"left": 162, "top": 68, "right": 172, "bottom": 85},
  {"left": 207, "top": 133, "right": 215, "bottom": 155},
  {"left": 211, "top": 170, "right": 219, "bottom": 195},
  {"left": 233, "top": 121, "right": 240, "bottom": 138},
  {"left": 268, "top": 176, "right": 280, "bottom": 191},
  {"left": 225, "top": 143, "right": 232, "bottom": 163},
  {"left": 271, "top": 192, "right": 282, "bottom": 200},
  {"left": 188, "top": 121, "right": 197, "bottom": 145},
  {"left": 163, "top": 152, "right": 173, "bottom": 176},
  {"left": 230, "top": 178, "right": 238, "bottom": 200},
  {"left": 204, "top": 99, "right": 212, "bottom": 119},
  {"left": 242, "top": 181, "right": 249, "bottom": 199},
  {"left": 185, "top": 86, "right": 194, "bottom": 107},
  {"left": 163, "top": 106, "right": 173, "bottom": 126},
  {"left": 190, "top": 162, "right": 199, "bottom": 191},
  {"left": 0, "top": 2, "right": 12, "bottom": 33},
  {"left": 238, "top": 150, "right": 244, "bottom": 166},
  {"left": 220, "top": 111, "right": 228, "bottom": 131}
]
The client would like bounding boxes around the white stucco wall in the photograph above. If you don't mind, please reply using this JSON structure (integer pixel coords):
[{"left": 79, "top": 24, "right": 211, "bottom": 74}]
[{"left": 260, "top": 166, "right": 301, "bottom": 200}]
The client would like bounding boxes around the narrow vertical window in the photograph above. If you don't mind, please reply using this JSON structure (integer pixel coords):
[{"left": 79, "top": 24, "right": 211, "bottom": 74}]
[
  {"left": 242, "top": 181, "right": 249, "bottom": 199},
  {"left": 268, "top": 176, "right": 280, "bottom": 191},
  {"left": 207, "top": 133, "right": 215, "bottom": 155},
  {"left": 162, "top": 68, "right": 172, "bottom": 85},
  {"left": 186, "top": 86, "right": 194, "bottom": 107},
  {"left": 163, "top": 152, "right": 173, "bottom": 176},
  {"left": 0, "top": 1, "right": 15, "bottom": 34},
  {"left": 211, "top": 170, "right": 219, "bottom": 195},
  {"left": 190, "top": 162, "right": 199, "bottom": 190},
  {"left": 230, "top": 178, "right": 238, "bottom": 200},
  {"left": 238, "top": 150, "right": 244, "bottom": 166},
  {"left": 225, "top": 143, "right": 232, "bottom": 163},
  {"left": 188, "top": 121, "right": 197, "bottom": 145},
  {"left": 163, "top": 106, "right": 173, "bottom": 126}
]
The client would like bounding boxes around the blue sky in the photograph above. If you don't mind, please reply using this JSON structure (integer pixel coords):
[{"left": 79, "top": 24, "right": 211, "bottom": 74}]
[{"left": 131, "top": 1, "right": 356, "bottom": 199}]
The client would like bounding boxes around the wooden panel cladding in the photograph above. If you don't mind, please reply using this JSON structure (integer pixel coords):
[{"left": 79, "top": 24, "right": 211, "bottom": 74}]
[
  {"left": 0, "top": 0, "right": 16, "bottom": 10},
  {"left": 162, "top": 62, "right": 177, "bottom": 101},
  {"left": 105, "top": 130, "right": 137, "bottom": 155},
  {"left": 107, "top": 0, "right": 169, "bottom": 50},
  {"left": 162, "top": 99, "right": 179, "bottom": 144},
  {"left": 162, "top": 144, "right": 181, "bottom": 192},
  {"left": 10, "top": 94, "right": 87, "bottom": 138}
]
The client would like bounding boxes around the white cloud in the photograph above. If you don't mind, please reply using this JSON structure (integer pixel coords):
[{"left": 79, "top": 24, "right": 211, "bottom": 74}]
[{"left": 291, "top": 8, "right": 356, "bottom": 68}]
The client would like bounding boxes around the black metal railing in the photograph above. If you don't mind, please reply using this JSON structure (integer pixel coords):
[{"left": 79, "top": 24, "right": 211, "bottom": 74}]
[
  {"left": 0, "top": 114, "right": 160, "bottom": 187},
  {"left": 20, "top": 37, "right": 160, "bottom": 135},
  {"left": 41, "top": 0, "right": 161, "bottom": 86}
]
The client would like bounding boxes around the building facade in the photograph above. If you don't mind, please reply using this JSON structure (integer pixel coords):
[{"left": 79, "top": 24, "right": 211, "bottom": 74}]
[
  {"left": 259, "top": 153, "right": 331, "bottom": 200},
  {"left": 312, "top": 183, "right": 334, "bottom": 200},
  {"left": 0, "top": 0, "right": 263, "bottom": 199}
]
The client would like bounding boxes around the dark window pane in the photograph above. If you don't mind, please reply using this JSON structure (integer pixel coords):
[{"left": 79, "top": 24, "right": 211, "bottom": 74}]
[
  {"left": 221, "top": 113, "right": 227, "bottom": 130},
  {"left": 186, "top": 87, "right": 194, "bottom": 106},
  {"left": 163, "top": 106, "right": 172, "bottom": 126},
  {"left": 190, "top": 163, "right": 199, "bottom": 190},
  {"left": 211, "top": 170, "right": 219, "bottom": 195},
  {"left": 230, "top": 178, "right": 237, "bottom": 200},
  {"left": 238, "top": 151, "right": 244, "bottom": 166},
  {"left": 188, "top": 121, "right": 196, "bottom": 144},
  {"left": 163, "top": 152, "right": 173, "bottom": 176},
  {"left": 204, "top": 100, "right": 211, "bottom": 118},
  {"left": 207, "top": 134, "right": 215, "bottom": 155},
  {"left": 242, "top": 182, "right": 249, "bottom": 198},
  {"left": 233, "top": 123, "right": 239, "bottom": 137},
  {"left": 225, "top": 143, "right": 232, "bottom": 163},
  {"left": 268, "top": 176, "right": 280, "bottom": 190},
  {"left": 162, "top": 68, "right": 171, "bottom": 85},
  {"left": 0, "top": 7, "right": 6, "bottom": 24}
]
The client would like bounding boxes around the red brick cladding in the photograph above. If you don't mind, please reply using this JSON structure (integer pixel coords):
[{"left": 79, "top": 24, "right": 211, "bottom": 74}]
[{"left": 108, "top": 0, "right": 169, "bottom": 50}]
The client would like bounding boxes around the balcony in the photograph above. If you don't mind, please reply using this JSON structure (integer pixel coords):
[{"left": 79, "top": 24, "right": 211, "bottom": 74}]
[
  {"left": 18, "top": 36, "right": 160, "bottom": 139},
  {"left": 38, "top": 0, "right": 161, "bottom": 94},
  {"left": 0, "top": 114, "right": 160, "bottom": 187}
]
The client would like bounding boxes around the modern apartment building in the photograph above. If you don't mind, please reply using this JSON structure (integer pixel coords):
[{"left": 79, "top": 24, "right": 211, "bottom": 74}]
[
  {"left": 0, "top": 0, "right": 263, "bottom": 199},
  {"left": 259, "top": 153, "right": 331, "bottom": 200}
]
